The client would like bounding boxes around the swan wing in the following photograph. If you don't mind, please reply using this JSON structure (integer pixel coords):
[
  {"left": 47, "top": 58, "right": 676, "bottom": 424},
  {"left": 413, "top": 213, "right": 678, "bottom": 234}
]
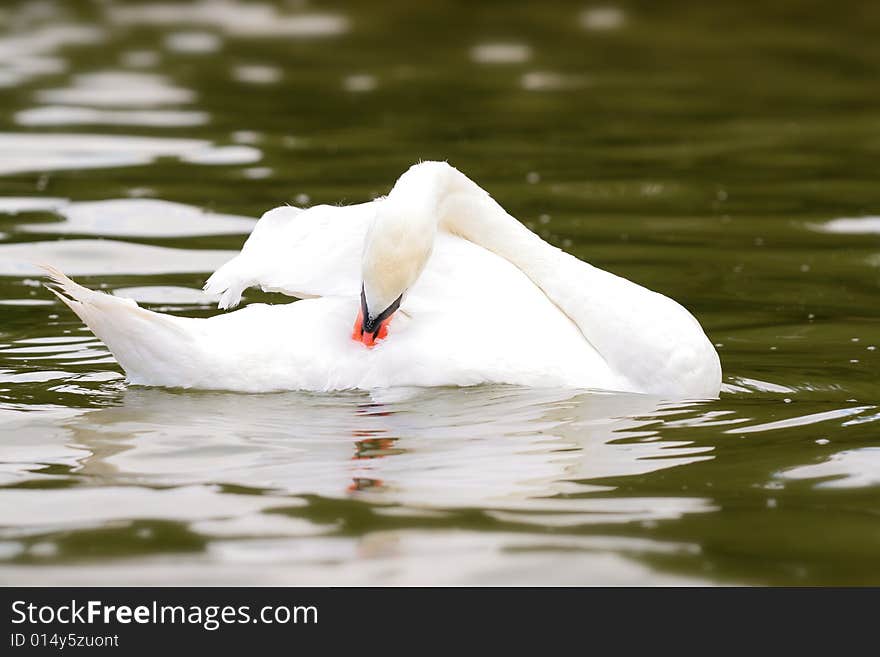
[
  {"left": 43, "top": 241, "right": 626, "bottom": 392},
  {"left": 204, "top": 201, "right": 374, "bottom": 308}
]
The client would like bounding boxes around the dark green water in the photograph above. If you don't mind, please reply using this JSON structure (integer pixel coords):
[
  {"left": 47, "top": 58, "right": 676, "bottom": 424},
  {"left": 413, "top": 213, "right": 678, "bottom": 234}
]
[{"left": 1, "top": 0, "right": 879, "bottom": 584}]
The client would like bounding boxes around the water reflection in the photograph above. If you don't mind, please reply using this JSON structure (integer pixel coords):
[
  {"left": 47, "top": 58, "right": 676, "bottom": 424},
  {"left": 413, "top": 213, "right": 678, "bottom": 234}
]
[
  {"left": 37, "top": 71, "right": 195, "bottom": 107},
  {"left": 0, "top": 133, "right": 260, "bottom": 176},
  {"left": 233, "top": 65, "right": 282, "bottom": 85},
  {"left": 15, "top": 106, "right": 210, "bottom": 127},
  {"left": 15, "top": 198, "right": 254, "bottom": 237},
  {"left": 164, "top": 31, "right": 222, "bottom": 54},
  {"left": 107, "top": 1, "right": 350, "bottom": 38},
  {"left": 57, "top": 387, "right": 711, "bottom": 505},
  {"left": 0, "top": 25, "right": 100, "bottom": 88},
  {"left": 580, "top": 7, "right": 627, "bottom": 31},
  {"left": 778, "top": 448, "right": 880, "bottom": 489},
  {"left": 815, "top": 216, "right": 880, "bottom": 235},
  {"left": 0, "top": 238, "right": 233, "bottom": 276},
  {"left": 0, "top": 385, "right": 721, "bottom": 583},
  {"left": 470, "top": 43, "right": 532, "bottom": 65}
]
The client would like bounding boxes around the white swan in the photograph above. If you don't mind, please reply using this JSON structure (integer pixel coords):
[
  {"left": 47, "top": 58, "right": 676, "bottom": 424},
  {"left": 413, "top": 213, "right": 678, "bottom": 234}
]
[{"left": 44, "top": 161, "right": 721, "bottom": 397}]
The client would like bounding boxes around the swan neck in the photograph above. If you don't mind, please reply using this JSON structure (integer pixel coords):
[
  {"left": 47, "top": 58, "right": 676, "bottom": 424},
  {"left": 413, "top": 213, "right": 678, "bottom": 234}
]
[{"left": 433, "top": 167, "right": 552, "bottom": 278}]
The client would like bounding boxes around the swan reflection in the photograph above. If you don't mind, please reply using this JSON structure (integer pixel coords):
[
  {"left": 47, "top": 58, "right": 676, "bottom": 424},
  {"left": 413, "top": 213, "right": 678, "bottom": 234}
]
[
  {"left": 0, "top": 385, "right": 723, "bottom": 584},
  {"left": 60, "top": 386, "right": 715, "bottom": 515}
]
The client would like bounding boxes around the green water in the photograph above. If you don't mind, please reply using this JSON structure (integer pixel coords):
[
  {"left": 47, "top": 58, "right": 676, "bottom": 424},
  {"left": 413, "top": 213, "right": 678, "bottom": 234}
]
[{"left": 1, "top": 0, "right": 879, "bottom": 585}]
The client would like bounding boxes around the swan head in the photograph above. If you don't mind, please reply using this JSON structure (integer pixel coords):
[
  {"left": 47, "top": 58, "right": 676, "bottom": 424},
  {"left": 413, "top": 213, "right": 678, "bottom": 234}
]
[{"left": 353, "top": 199, "right": 436, "bottom": 347}]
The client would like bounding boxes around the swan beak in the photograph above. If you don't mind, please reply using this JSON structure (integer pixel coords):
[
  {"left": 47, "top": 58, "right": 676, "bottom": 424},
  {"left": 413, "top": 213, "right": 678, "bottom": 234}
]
[
  {"left": 352, "top": 308, "right": 392, "bottom": 347},
  {"left": 352, "top": 287, "right": 402, "bottom": 348}
]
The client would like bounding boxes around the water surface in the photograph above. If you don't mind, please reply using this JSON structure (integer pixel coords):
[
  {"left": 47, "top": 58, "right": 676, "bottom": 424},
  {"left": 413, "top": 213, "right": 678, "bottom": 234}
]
[{"left": 1, "top": 0, "right": 879, "bottom": 585}]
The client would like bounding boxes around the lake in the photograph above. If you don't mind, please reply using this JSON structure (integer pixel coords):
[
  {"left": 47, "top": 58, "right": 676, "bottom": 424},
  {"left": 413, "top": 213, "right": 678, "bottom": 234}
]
[{"left": 1, "top": 0, "right": 879, "bottom": 585}]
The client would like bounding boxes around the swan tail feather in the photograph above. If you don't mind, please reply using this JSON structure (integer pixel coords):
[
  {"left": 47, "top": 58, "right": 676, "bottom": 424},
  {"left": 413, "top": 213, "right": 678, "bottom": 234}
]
[{"left": 41, "top": 265, "right": 197, "bottom": 386}]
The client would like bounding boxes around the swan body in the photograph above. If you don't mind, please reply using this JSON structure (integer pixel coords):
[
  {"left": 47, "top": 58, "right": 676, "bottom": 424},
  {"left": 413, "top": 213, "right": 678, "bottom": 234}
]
[{"left": 46, "top": 162, "right": 721, "bottom": 398}]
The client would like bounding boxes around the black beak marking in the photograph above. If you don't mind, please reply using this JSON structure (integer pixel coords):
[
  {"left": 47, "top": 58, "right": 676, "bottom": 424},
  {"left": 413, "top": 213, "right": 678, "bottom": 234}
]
[{"left": 360, "top": 284, "right": 402, "bottom": 338}]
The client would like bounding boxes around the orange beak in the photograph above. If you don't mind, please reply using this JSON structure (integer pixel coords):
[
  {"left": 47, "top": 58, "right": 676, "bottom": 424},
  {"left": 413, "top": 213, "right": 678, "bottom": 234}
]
[
  {"left": 353, "top": 285, "right": 402, "bottom": 348},
  {"left": 352, "top": 307, "right": 392, "bottom": 347}
]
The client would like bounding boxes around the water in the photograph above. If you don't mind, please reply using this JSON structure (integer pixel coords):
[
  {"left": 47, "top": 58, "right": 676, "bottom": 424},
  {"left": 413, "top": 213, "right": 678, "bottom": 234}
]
[{"left": 1, "top": 0, "right": 879, "bottom": 585}]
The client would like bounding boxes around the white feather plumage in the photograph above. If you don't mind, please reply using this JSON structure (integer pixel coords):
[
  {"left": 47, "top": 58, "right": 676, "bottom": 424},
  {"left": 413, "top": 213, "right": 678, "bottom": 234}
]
[{"left": 44, "top": 162, "right": 721, "bottom": 398}]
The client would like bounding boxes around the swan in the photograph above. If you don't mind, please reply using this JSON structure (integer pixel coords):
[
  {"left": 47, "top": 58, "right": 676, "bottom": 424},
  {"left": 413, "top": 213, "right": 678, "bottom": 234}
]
[{"left": 43, "top": 161, "right": 721, "bottom": 397}]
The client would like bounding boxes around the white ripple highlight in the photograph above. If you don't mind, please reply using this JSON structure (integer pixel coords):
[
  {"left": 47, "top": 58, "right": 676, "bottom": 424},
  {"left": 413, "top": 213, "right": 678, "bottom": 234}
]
[{"left": 726, "top": 406, "right": 875, "bottom": 434}]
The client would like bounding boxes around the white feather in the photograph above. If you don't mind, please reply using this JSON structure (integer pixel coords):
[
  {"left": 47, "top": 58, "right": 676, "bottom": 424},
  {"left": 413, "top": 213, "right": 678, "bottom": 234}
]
[
  {"left": 204, "top": 203, "right": 371, "bottom": 308},
  {"left": 45, "top": 162, "right": 721, "bottom": 398}
]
